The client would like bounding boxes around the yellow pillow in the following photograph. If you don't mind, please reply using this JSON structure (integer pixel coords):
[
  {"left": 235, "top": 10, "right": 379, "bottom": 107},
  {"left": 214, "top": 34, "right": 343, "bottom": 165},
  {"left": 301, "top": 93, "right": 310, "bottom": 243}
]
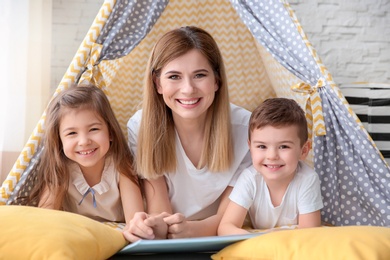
[
  {"left": 212, "top": 226, "right": 390, "bottom": 260},
  {"left": 0, "top": 205, "right": 127, "bottom": 260}
]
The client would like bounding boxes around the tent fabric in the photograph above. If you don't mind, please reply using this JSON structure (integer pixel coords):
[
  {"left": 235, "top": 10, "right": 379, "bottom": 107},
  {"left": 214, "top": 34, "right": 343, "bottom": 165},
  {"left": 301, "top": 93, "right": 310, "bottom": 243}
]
[
  {"left": 316, "top": 86, "right": 390, "bottom": 226},
  {"left": 96, "top": 0, "right": 168, "bottom": 60},
  {"left": 1, "top": 0, "right": 389, "bottom": 227}
]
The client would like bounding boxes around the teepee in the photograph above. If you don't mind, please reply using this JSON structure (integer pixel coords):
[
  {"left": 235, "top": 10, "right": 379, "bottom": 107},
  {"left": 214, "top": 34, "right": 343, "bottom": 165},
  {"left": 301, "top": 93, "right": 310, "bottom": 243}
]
[{"left": 1, "top": 0, "right": 389, "bottom": 227}]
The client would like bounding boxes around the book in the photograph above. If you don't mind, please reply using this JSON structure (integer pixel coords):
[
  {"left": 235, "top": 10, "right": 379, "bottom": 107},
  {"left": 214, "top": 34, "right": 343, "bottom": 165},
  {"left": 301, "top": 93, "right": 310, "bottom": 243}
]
[{"left": 117, "top": 232, "right": 264, "bottom": 254}]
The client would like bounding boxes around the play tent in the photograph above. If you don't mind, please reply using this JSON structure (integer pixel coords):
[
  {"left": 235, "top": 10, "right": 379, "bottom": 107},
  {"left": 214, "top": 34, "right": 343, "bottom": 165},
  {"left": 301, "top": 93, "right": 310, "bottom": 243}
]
[{"left": 1, "top": 0, "right": 389, "bottom": 227}]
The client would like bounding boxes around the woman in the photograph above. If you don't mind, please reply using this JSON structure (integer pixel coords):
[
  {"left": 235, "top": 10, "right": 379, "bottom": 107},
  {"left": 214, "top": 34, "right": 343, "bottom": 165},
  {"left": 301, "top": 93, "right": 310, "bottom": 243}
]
[{"left": 124, "top": 26, "right": 252, "bottom": 241}]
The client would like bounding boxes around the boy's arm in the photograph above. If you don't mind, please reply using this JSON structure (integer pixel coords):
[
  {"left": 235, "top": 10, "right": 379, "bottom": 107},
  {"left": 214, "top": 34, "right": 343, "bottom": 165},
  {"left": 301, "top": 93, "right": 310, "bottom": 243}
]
[
  {"left": 217, "top": 199, "right": 250, "bottom": 236},
  {"left": 298, "top": 210, "right": 322, "bottom": 228}
]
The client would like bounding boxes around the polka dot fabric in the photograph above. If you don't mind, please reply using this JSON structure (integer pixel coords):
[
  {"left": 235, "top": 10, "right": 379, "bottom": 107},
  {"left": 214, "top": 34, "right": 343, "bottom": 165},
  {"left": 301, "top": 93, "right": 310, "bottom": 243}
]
[
  {"left": 97, "top": 0, "right": 169, "bottom": 60},
  {"left": 230, "top": 0, "right": 322, "bottom": 87},
  {"left": 315, "top": 87, "right": 390, "bottom": 226}
]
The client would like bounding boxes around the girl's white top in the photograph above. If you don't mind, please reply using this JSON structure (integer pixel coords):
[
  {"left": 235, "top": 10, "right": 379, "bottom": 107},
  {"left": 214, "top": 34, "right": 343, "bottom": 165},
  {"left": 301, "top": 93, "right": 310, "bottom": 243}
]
[{"left": 64, "top": 157, "right": 125, "bottom": 222}]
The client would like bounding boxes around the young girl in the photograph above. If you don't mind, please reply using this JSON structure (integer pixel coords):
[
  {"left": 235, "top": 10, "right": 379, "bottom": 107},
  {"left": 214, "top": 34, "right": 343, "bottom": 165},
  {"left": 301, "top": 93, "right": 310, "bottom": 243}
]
[{"left": 29, "top": 84, "right": 144, "bottom": 226}]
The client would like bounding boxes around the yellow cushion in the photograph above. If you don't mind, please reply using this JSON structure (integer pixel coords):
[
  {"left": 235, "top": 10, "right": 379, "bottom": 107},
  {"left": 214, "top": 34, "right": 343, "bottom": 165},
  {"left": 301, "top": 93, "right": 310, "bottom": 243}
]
[
  {"left": 212, "top": 226, "right": 390, "bottom": 260},
  {"left": 0, "top": 205, "right": 127, "bottom": 259}
]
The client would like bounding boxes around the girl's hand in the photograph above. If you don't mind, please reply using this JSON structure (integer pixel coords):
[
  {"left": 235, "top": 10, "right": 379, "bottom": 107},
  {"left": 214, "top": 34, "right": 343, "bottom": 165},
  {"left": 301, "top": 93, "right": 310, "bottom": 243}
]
[
  {"left": 163, "top": 213, "right": 191, "bottom": 239},
  {"left": 122, "top": 212, "right": 155, "bottom": 242}
]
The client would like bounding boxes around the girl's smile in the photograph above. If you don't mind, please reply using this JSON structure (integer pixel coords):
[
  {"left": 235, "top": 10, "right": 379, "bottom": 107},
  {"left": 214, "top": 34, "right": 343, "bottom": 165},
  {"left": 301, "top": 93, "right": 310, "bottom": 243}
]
[
  {"left": 59, "top": 108, "right": 110, "bottom": 177},
  {"left": 77, "top": 148, "right": 98, "bottom": 156}
]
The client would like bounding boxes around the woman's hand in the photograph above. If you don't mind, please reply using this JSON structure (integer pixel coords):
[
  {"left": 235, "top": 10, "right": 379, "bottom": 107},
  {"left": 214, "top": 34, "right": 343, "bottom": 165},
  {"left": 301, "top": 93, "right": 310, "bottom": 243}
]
[
  {"left": 163, "top": 187, "right": 235, "bottom": 238},
  {"left": 123, "top": 212, "right": 170, "bottom": 242},
  {"left": 163, "top": 213, "right": 192, "bottom": 239},
  {"left": 122, "top": 212, "right": 155, "bottom": 242},
  {"left": 144, "top": 212, "right": 170, "bottom": 239}
]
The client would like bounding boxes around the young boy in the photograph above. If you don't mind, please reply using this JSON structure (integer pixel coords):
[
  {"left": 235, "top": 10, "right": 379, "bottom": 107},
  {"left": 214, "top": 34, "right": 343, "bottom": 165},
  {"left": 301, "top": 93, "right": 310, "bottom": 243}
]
[{"left": 218, "top": 98, "right": 323, "bottom": 235}]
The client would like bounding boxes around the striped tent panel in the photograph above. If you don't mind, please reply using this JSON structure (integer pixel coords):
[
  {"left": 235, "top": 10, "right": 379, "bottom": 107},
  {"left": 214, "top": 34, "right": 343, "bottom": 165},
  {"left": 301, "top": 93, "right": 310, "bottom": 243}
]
[{"left": 340, "top": 83, "right": 390, "bottom": 166}]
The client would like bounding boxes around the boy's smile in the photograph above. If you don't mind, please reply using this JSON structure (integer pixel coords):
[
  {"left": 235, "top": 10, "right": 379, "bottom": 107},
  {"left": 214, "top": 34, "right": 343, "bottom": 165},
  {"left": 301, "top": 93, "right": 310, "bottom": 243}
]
[{"left": 249, "top": 124, "right": 309, "bottom": 184}]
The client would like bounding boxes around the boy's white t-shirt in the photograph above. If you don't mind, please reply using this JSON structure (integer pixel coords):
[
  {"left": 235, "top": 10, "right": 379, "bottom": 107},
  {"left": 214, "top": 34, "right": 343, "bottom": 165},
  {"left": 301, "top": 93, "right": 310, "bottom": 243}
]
[
  {"left": 128, "top": 103, "right": 252, "bottom": 220},
  {"left": 229, "top": 161, "right": 323, "bottom": 229}
]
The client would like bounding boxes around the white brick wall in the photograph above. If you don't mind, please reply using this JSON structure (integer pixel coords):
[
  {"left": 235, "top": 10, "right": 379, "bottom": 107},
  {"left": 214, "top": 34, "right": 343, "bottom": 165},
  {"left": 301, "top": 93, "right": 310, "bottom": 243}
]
[
  {"left": 51, "top": 0, "right": 103, "bottom": 90},
  {"left": 50, "top": 0, "right": 390, "bottom": 90},
  {"left": 290, "top": 0, "right": 390, "bottom": 85}
]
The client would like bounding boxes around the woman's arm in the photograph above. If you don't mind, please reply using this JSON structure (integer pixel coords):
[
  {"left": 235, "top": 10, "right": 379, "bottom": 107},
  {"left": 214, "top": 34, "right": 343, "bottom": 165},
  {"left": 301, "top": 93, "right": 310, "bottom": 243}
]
[
  {"left": 298, "top": 210, "right": 322, "bottom": 228},
  {"left": 218, "top": 200, "right": 250, "bottom": 236},
  {"left": 163, "top": 186, "right": 235, "bottom": 238}
]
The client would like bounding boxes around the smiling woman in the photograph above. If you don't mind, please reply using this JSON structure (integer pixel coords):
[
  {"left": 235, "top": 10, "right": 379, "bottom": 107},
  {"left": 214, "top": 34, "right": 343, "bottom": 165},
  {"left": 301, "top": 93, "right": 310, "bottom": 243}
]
[
  {"left": 156, "top": 49, "right": 219, "bottom": 128},
  {"left": 124, "top": 26, "right": 253, "bottom": 241}
]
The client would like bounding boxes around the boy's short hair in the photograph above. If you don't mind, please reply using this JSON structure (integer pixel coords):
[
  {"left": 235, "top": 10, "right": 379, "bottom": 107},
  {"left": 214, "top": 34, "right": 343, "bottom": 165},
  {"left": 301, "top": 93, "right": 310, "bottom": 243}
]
[{"left": 249, "top": 98, "right": 308, "bottom": 145}]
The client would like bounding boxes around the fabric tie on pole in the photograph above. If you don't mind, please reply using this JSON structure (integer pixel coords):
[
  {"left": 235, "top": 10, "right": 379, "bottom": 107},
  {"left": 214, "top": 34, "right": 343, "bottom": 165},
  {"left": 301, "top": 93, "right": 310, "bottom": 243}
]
[
  {"left": 79, "top": 43, "right": 105, "bottom": 88},
  {"left": 291, "top": 78, "right": 326, "bottom": 136}
]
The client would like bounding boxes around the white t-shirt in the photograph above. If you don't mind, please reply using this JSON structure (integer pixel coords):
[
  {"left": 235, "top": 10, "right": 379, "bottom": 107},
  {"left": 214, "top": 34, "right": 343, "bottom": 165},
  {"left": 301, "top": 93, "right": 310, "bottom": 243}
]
[
  {"left": 127, "top": 103, "right": 252, "bottom": 220},
  {"left": 63, "top": 157, "right": 125, "bottom": 222},
  {"left": 229, "top": 161, "right": 323, "bottom": 229}
]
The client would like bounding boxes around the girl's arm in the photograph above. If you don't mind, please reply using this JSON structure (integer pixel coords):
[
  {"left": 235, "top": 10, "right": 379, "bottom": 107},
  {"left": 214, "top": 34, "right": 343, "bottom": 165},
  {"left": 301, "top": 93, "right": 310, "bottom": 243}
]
[
  {"left": 120, "top": 175, "right": 151, "bottom": 242},
  {"left": 123, "top": 176, "right": 171, "bottom": 241},
  {"left": 143, "top": 177, "right": 172, "bottom": 239},
  {"left": 38, "top": 186, "right": 56, "bottom": 209},
  {"left": 163, "top": 186, "right": 237, "bottom": 238},
  {"left": 119, "top": 174, "right": 144, "bottom": 224},
  {"left": 218, "top": 200, "right": 250, "bottom": 236},
  {"left": 144, "top": 177, "right": 173, "bottom": 214},
  {"left": 298, "top": 210, "right": 322, "bottom": 228}
]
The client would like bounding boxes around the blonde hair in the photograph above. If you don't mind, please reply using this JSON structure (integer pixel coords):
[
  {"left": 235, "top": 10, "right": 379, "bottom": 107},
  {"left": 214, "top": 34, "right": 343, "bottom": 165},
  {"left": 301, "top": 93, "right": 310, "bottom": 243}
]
[
  {"left": 29, "top": 84, "right": 139, "bottom": 209},
  {"left": 137, "top": 26, "right": 232, "bottom": 179}
]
